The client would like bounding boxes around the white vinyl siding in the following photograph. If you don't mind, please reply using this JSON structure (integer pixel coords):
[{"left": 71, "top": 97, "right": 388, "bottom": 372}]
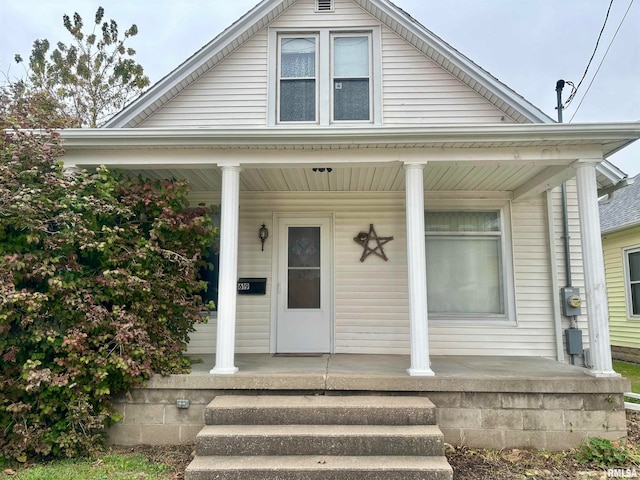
[
  {"left": 139, "top": 32, "right": 269, "bottom": 128},
  {"left": 187, "top": 190, "right": 571, "bottom": 359},
  {"left": 381, "top": 28, "right": 515, "bottom": 124},
  {"left": 142, "top": 0, "right": 515, "bottom": 128}
]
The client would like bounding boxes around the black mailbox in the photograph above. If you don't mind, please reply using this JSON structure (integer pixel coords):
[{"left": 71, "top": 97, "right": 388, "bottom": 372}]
[{"left": 237, "top": 278, "right": 267, "bottom": 295}]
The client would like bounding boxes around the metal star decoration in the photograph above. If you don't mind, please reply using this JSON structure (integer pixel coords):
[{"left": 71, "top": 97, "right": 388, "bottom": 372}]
[{"left": 353, "top": 224, "right": 394, "bottom": 262}]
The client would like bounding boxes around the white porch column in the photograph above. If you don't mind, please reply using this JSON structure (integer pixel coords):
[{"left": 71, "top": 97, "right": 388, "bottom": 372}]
[
  {"left": 404, "top": 163, "right": 434, "bottom": 376},
  {"left": 575, "top": 160, "right": 617, "bottom": 377},
  {"left": 210, "top": 164, "right": 241, "bottom": 375}
]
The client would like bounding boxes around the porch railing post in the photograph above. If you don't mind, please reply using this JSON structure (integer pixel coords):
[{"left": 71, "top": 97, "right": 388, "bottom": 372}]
[
  {"left": 210, "top": 164, "right": 241, "bottom": 375},
  {"left": 404, "top": 163, "right": 435, "bottom": 376},
  {"left": 575, "top": 159, "right": 618, "bottom": 377}
]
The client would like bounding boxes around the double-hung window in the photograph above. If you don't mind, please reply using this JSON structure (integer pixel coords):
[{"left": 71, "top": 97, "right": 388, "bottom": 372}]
[
  {"left": 272, "top": 28, "right": 379, "bottom": 125},
  {"left": 332, "top": 34, "right": 371, "bottom": 121},
  {"left": 425, "top": 210, "right": 511, "bottom": 319},
  {"left": 278, "top": 35, "right": 318, "bottom": 123},
  {"left": 625, "top": 247, "right": 640, "bottom": 318}
]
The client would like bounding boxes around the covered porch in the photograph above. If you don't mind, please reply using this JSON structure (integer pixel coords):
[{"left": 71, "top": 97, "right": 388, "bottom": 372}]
[{"left": 61, "top": 124, "right": 640, "bottom": 379}]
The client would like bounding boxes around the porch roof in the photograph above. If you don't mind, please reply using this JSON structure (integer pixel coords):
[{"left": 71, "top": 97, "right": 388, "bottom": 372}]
[{"left": 61, "top": 123, "right": 640, "bottom": 199}]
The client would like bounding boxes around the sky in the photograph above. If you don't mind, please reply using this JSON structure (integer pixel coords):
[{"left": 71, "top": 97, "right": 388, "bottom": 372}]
[{"left": 1, "top": 0, "right": 638, "bottom": 175}]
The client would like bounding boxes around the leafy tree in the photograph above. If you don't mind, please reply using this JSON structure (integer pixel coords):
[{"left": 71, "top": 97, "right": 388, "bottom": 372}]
[
  {"left": 0, "top": 122, "right": 216, "bottom": 460},
  {"left": 15, "top": 6, "right": 150, "bottom": 127},
  {"left": 0, "top": 81, "right": 76, "bottom": 129}
]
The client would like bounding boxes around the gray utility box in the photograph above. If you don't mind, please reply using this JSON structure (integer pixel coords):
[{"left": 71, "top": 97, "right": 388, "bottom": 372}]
[{"left": 565, "top": 328, "right": 583, "bottom": 355}]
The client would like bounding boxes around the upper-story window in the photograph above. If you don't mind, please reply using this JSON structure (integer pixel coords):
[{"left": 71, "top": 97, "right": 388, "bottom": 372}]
[
  {"left": 279, "top": 36, "right": 318, "bottom": 123},
  {"left": 332, "top": 34, "right": 371, "bottom": 121},
  {"left": 271, "top": 28, "right": 380, "bottom": 126}
]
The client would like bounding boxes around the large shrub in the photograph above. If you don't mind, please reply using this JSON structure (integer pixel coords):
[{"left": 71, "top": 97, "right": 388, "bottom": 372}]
[{"left": 0, "top": 127, "right": 217, "bottom": 461}]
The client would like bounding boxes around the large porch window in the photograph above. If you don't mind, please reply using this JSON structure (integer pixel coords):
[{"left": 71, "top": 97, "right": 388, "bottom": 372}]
[{"left": 425, "top": 210, "right": 512, "bottom": 320}]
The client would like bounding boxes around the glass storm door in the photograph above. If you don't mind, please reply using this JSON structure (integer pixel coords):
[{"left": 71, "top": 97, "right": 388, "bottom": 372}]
[{"left": 276, "top": 216, "right": 332, "bottom": 353}]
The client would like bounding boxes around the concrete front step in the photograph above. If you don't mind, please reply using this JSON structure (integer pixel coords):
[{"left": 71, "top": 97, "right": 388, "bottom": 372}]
[
  {"left": 195, "top": 424, "right": 445, "bottom": 456},
  {"left": 185, "top": 455, "right": 453, "bottom": 480},
  {"left": 204, "top": 395, "right": 437, "bottom": 426}
]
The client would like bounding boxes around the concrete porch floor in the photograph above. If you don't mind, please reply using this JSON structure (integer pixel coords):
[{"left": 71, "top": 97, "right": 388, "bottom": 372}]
[{"left": 147, "top": 354, "right": 629, "bottom": 393}]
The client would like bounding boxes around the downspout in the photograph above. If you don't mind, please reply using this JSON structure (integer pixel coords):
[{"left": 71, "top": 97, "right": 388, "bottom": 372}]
[{"left": 547, "top": 190, "right": 564, "bottom": 362}]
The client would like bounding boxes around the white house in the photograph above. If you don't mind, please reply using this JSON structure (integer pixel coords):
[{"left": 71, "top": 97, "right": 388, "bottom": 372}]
[{"left": 60, "top": 0, "right": 640, "bottom": 380}]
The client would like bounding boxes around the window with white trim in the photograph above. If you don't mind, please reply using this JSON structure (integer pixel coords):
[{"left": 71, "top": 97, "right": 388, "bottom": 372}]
[
  {"left": 278, "top": 35, "right": 318, "bottom": 123},
  {"left": 272, "top": 28, "right": 379, "bottom": 126},
  {"left": 425, "top": 210, "right": 511, "bottom": 318},
  {"left": 332, "top": 34, "right": 371, "bottom": 121},
  {"left": 625, "top": 247, "right": 640, "bottom": 318}
]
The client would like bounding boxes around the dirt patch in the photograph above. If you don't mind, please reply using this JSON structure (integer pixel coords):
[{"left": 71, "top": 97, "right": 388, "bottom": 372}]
[{"left": 110, "top": 411, "right": 640, "bottom": 479}]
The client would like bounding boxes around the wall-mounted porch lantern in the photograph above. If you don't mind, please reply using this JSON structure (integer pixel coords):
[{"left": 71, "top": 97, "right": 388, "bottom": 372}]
[{"left": 259, "top": 223, "right": 269, "bottom": 251}]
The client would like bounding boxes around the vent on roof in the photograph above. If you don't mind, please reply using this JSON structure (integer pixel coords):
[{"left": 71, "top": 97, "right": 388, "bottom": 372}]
[{"left": 316, "top": 0, "right": 334, "bottom": 12}]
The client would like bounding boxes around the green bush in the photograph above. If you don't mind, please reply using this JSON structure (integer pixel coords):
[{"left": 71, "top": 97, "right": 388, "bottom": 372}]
[{"left": 0, "top": 127, "right": 217, "bottom": 461}]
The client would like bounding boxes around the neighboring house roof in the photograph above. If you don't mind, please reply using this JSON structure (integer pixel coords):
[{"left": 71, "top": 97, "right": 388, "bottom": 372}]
[
  {"left": 600, "top": 173, "right": 640, "bottom": 234},
  {"left": 105, "top": 0, "right": 553, "bottom": 128}
]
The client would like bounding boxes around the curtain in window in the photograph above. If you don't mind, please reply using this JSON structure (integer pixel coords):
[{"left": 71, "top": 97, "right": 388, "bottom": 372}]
[
  {"left": 280, "top": 38, "right": 316, "bottom": 122},
  {"left": 425, "top": 211, "right": 504, "bottom": 315}
]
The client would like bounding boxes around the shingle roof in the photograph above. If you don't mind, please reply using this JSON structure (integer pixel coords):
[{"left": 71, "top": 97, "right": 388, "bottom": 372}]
[{"left": 600, "top": 174, "right": 640, "bottom": 234}]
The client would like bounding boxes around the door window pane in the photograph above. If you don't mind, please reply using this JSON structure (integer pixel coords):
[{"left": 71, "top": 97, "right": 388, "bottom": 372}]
[
  {"left": 288, "top": 227, "right": 321, "bottom": 309},
  {"left": 288, "top": 269, "right": 321, "bottom": 309},
  {"left": 288, "top": 227, "right": 320, "bottom": 267}
]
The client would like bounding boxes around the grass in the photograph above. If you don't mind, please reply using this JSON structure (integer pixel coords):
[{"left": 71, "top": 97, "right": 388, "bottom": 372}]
[
  {"left": 4, "top": 453, "right": 171, "bottom": 480},
  {"left": 614, "top": 360, "right": 640, "bottom": 393},
  {"left": 613, "top": 360, "right": 640, "bottom": 406}
]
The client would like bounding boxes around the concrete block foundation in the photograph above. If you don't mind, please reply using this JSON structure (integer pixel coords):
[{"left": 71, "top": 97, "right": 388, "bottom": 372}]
[{"left": 107, "top": 354, "right": 630, "bottom": 451}]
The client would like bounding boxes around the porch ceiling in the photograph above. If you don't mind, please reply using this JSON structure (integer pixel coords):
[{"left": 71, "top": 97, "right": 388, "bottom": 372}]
[{"left": 123, "top": 162, "right": 571, "bottom": 197}]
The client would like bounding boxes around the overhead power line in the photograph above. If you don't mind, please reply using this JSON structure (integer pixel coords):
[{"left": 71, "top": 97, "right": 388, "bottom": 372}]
[
  {"left": 563, "top": 0, "right": 615, "bottom": 109},
  {"left": 569, "top": 0, "right": 636, "bottom": 122}
]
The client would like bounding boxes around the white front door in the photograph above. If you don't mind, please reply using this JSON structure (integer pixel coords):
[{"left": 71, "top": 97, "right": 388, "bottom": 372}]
[{"left": 276, "top": 216, "right": 332, "bottom": 353}]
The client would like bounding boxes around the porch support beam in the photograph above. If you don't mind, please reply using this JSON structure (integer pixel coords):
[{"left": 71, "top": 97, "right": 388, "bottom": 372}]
[
  {"left": 575, "top": 159, "right": 617, "bottom": 377},
  {"left": 210, "top": 164, "right": 241, "bottom": 375},
  {"left": 513, "top": 165, "right": 575, "bottom": 202},
  {"left": 404, "top": 163, "right": 434, "bottom": 377}
]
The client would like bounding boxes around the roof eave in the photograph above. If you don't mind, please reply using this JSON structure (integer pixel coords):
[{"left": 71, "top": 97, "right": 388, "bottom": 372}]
[{"left": 61, "top": 122, "right": 640, "bottom": 150}]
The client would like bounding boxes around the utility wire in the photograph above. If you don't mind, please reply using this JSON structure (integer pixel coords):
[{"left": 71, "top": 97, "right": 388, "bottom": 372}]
[
  {"left": 563, "top": 0, "right": 615, "bottom": 109},
  {"left": 570, "top": 0, "right": 636, "bottom": 122}
]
